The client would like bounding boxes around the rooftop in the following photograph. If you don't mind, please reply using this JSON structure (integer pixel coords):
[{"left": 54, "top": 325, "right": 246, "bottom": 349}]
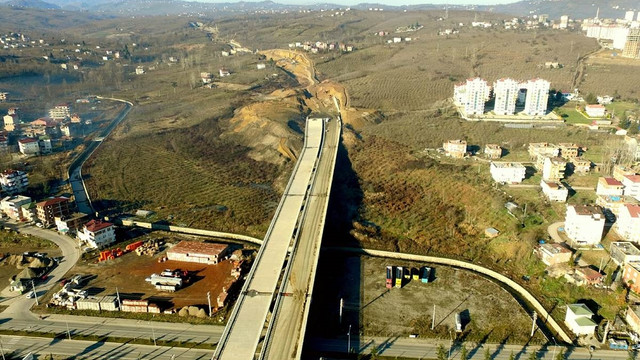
[
  {"left": 168, "top": 240, "right": 228, "bottom": 257},
  {"left": 624, "top": 204, "right": 640, "bottom": 218},
  {"left": 540, "top": 242, "right": 571, "bottom": 255},
  {"left": 84, "top": 219, "right": 113, "bottom": 233},
  {"left": 601, "top": 177, "right": 623, "bottom": 186},
  {"left": 624, "top": 175, "right": 640, "bottom": 183},
  {"left": 36, "top": 196, "right": 69, "bottom": 208},
  {"left": 18, "top": 138, "right": 37, "bottom": 144},
  {"left": 570, "top": 204, "right": 603, "bottom": 217},
  {"left": 491, "top": 162, "right": 525, "bottom": 169},
  {"left": 568, "top": 303, "right": 594, "bottom": 317},
  {"left": 612, "top": 241, "right": 640, "bottom": 255}
]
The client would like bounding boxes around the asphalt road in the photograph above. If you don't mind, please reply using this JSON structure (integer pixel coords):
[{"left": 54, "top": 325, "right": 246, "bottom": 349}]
[
  {"left": 0, "top": 334, "right": 215, "bottom": 359},
  {"left": 0, "top": 222, "right": 80, "bottom": 319},
  {"left": 68, "top": 98, "right": 133, "bottom": 214},
  {"left": 308, "top": 337, "right": 631, "bottom": 360},
  {"left": 263, "top": 117, "right": 341, "bottom": 360}
]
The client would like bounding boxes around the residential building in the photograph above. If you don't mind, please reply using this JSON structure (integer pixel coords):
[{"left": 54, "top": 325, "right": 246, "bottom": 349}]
[
  {"left": 565, "top": 304, "right": 596, "bottom": 336},
  {"left": 623, "top": 175, "right": 640, "bottom": 201},
  {"left": 623, "top": 262, "right": 640, "bottom": 293},
  {"left": 0, "top": 92, "right": 6, "bottom": 101},
  {"left": 0, "top": 170, "right": 28, "bottom": 195},
  {"left": 3, "top": 114, "right": 18, "bottom": 132},
  {"left": 490, "top": 162, "right": 526, "bottom": 184},
  {"left": 454, "top": 78, "right": 490, "bottom": 116},
  {"left": 626, "top": 306, "right": 640, "bottom": 334},
  {"left": 575, "top": 267, "right": 604, "bottom": 286},
  {"left": 0, "top": 135, "right": 7, "bottom": 153},
  {"left": 611, "top": 241, "right": 640, "bottom": 266},
  {"left": 571, "top": 158, "right": 591, "bottom": 174},
  {"left": 484, "top": 144, "right": 502, "bottom": 159},
  {"left": 623, "top": 29, "right": 640, "bottom": 59},
  {"left": 542, "top": 156, "right": 566, "bottom": 181},
  {"left": 535, "top": 243, "right": 572, "bottom": 266},
  {"left": 39, "top": 137, "right": 52, "bottom": 154},
  {"left": 443, "top": 139, "right": 467, "bottom": 159},
  {"left": 219, "top": 68, "right": 231, "bottom": 77},
  {"left": 36, "top": 197, "right": 72, "bottom": 226},
  {"left": 0, "top": 195, "right": 31, "bottom": 220},
  {"left": 135, "top": 66, "right": 144, "bottom": 75},
  {"left": 18, "top": 138, "right": 39, "bottom": 155},
  {"left": 564, "top": 205, "right": 605, "bottom": 246},
  {"left": 78, "top": 219, "right": 116, "bottom": 249},
  {"left": 624, "top": 135, "right": 640, "bottom": 160},
  {"left": 493, "top": 78, "right": 519, "bottom": 115},
  {"left": 523, "top": 78, "right": 550, "bottom": 116},
  {"left": 585, "top": 104, "right": 606, "bottom": 118},
  {"left": 55, "top": 212, "right": 89, "bottom": 234},
  {"left": 596, "top": 177, "right": 624, "bottom": 197},
  {"left": 49, "top": 104, "right": 70, "bottom": 120},
  {"left": 616, "top": 204, "right": 640, "bottom": 243},
  {"left": 166, "top": 240, "right": 229, "bottom": 265},
  {"left": 558, "top": 143, "right": 580, "bottom": 159},
  {"left": 257, "top": 63, "right": 266, "bottom": 70},
  {"left": 528, "top": 143, "right": 559, "bottom": 161},
  {"left": 559, "top": 15, "right": 569, "bottom": 29},
  {"left": 70, "top": 114, "right": 82, "bottom": 124},
  {"left": 540, "top": 180, "right": 568, "bottom": 202},
  {"left": 200, "top": 72, "right": 213, "bottom": 84},
  {"left": 614, "top": 165, "right": 635, "bottom": 182},
  {"left": 625, "top": 10, "right": 635, "bottom": 22},
  {"left": 595, "top": 194, "right": 634, "bottom": 217},
  {"left": 21, "top": 202, "right": 36, "bottom": 222}
]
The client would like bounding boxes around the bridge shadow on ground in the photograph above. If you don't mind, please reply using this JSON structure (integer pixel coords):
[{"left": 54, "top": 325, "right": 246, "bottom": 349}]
[{"left": 302, "top": 138, "right": 365, "bottom": 358}]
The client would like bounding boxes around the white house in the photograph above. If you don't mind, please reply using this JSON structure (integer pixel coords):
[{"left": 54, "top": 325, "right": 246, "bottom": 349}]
[
  {"left": 585, "top": 104, "right": 606, "bottom": 118},
  {"left": 616, "top": 204, "right": 640, "bottom": 243},
  {"left": 565, "top": 304, "right": 597, "bottom": 336},
  {"left": 564, "top": 205, "right": 605, "bottom": 246},
  {"left": 596, "top": 177, "right": 624, "bottom": 197},
  {"left": 78, "top": 220, "right": 116, "bottom": 249},
  {"left": 490, "top": 162, "right": 527, "bottom": 184},
  {"left": 540, "top": 180, "right": 568, "bottom": 202},
  {"left": 18, "top": 138, "right": 39, "bottom": 155},
  {"left": 622, "top": 175, "right": 640, "bottom": 201}
]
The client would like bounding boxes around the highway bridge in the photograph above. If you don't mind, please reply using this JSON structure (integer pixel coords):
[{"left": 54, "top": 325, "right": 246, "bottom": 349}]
[{"left": 213, "top": 115, "right": 341, "bottom": 360}]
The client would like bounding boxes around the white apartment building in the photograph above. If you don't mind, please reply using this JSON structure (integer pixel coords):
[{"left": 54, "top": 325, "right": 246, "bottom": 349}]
[
  {"left": 49, "top": 104, "right": 71, "bottom": 120},
  {"left": 0, "top": 170, "right": 28, "bottom": 195},
  {"left": 454, "top": 78, "right": 490, "bottom": 116},
  {"left": 564, "top": 205, "right": 605, "bottom": 246},
  {"left": 623, "top": 175, "right": 640, "bottom": 201},
  {"left": 559, "top": 15, "right": 569, "bottom": 29},
  {"left": 0, "top": 195, "right": 32, "bottom": 220},
  {"left": 493, "top": 78, "right": 519, "bottom": 115},
  {"left": 523, "top": 79, "right": 550, "bottom": 116},
  {"left": 541, "top": 180, "right": 568, "bottom": 202},
  {"left": 616, "top": 204, "right": 640, "bottom": 243},
  {"left": 626, "top": 11, "right": 635, "bottom": 23},
  {"left": 584, "top": 24, "right": 630, "bottom": 49},
  {"left": 490, "top": 162, "right": 527, "bottom": 184},
  {"left": 596, "top": 177, "right": 625, "bottom": 197},
  {"left": 78, "top": 219, "right": 116, "bottom": 249},
  {"left": 18, "top": 138, "right": 39, "bottom": 155}
]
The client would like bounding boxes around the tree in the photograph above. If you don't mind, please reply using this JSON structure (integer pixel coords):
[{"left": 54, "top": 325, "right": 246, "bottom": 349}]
[
  {"left": 509, "top": 351, "right": 515, "bottom": 360},
  {"left": 528, "top": 350, "right": 538, "bottom": 360},
  {"left": 484, "top": 347, "right": 492, "bottom": 360},
  {"left": 556, "top": 349, "right": 565, "bottom": 360},
  {"left": 437, "top": 344, "right": 448, "bottom": 360},
  {"left": 628, "top": 121, "right": 640, "bottom": 135},
  {"left": 585, "top": 93, "right": 598, "bottom": 105},
  {"left": 460, "top": 344, "right": 468, "bottom": 360}
]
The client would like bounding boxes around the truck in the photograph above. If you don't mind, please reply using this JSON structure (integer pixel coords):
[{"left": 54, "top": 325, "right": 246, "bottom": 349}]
[
  {"left": 421, "top": 267, "right": 431, "bottom": 283},
  {"left": 609, "top": 339, "right": 629, "bottom": 350},
  {"left": 403, "top": 267, "right": 411, "bottom": 280},
  {"left": 146, "top": 274, "right": 183, "bottom": 288},
  {"left": 411, "top": 268, "right": 419, "bottom": 280},
  {"left": 386, "top": 266, "right": 394, "bottom": 289},
  {"left": 395, "top": 267, "right": 403, "bottom": 288}
]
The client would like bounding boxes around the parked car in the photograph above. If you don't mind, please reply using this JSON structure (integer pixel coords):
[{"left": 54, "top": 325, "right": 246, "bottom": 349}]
[{"left": 26, "top": 291, "right": 35, "bottom": 299}]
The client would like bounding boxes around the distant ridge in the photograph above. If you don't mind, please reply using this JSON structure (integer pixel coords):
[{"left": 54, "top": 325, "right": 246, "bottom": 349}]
[{"left": 5, "top": 0, "right": 59, "bottom": 9}]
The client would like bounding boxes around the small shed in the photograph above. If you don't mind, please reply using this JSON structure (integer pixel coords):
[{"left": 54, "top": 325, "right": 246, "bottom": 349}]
[{"left": 485, "top": 228, "right": 500, "bottom": 238}]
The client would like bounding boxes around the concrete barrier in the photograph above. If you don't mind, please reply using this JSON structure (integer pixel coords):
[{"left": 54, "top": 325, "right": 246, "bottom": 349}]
[
  {"left": 116, "top": 219, "right": 263, "bottom": 245},
  {"left": 332, "top": 247, "right": 573, "bottom": 344}
]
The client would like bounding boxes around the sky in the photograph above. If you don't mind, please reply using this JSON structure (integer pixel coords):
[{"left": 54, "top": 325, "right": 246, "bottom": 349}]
[{"left": 191, "top": 0, "right": 520, "bottom": 5}]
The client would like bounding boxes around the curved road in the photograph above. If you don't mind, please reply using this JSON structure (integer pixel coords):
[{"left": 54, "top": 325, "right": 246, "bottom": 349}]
[{"left": 69, "top": 97, "right": 133, "bottom": 214}]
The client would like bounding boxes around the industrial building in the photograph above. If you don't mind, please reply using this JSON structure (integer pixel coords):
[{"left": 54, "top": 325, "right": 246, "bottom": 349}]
[
  {"left": 167, "top": 241, "right": 229, "bottom": 265},
  {"left": 565, "top": 304, "right": 596, "bottom": 336}
]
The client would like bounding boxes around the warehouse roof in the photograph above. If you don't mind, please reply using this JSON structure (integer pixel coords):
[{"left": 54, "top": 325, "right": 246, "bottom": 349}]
[{"left": 168, "top": 240, "right": 228, "bottom": 257}]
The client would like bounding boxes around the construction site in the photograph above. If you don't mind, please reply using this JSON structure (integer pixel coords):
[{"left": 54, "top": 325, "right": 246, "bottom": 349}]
[{"left": 44, "top": 232, "right": 252, "bottom": 316}]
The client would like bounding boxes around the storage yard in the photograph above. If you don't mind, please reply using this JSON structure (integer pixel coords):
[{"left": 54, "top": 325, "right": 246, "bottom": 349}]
[
  {"left": 309, "top": 255, "right": 547, "bottom": 344},
  {"left": 48, "top": 235, "right": 251, "bottom": 313}
]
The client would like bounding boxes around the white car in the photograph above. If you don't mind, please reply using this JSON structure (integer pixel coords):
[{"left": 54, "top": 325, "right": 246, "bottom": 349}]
[
  {"left": 35, "top": 223, "right": 44, "bottom": 228},
  {"left": 26, "top": 291, "right": 36, "bottom": 299}
]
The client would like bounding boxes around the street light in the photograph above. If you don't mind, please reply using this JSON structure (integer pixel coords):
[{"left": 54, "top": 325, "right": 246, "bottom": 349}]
[
  {"left": 347, "top": 324, "right": 351, "bottom": 354},
  {"left": 448, "top": 330, "right": 453, "bottom": 360}
]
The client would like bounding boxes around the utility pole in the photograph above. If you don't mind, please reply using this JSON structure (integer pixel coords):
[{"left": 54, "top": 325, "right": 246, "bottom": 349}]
[
  {"left": 207, "top": 291, "right": 212, "bottom": 317},
  {"left": 347, "top": 324, "right": 351, "bottom": 354},
  {"left": 31, "top": 280, "right": 38, "bottom": 306},
  {"left": 151, "top": 321, "right": 157, "bottom": 346},
  {"left": 0, "top": 338, "right": 6, "bottom": 360},
  {"left": 116, "top": 287, "right": 122, "bottom": 309},
  {"left": 530, "top": 311, "right": 537, "bottom": 337},
  {"left": 432, "top": 304, "right": 436, "bottom": 330},
  {"left": 448, "top": 330, "right": 453, "bottom": 360},
  {"left": 339, "top": 298, "right": 344, "bottom": 324},
  {"left": 66, "top": 321, "right": 71, "bottom": 340}
]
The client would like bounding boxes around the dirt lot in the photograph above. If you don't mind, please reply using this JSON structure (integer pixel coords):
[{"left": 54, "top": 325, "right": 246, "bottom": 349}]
[
  {"left": 309, "top": 254, "right": 547, "bottom": 344},
  {"left": 67, "top": 241, "right": 247, "bottom": 310},
  {"left": 0, "top": 230, "right": 60, "bottom": 290}
]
